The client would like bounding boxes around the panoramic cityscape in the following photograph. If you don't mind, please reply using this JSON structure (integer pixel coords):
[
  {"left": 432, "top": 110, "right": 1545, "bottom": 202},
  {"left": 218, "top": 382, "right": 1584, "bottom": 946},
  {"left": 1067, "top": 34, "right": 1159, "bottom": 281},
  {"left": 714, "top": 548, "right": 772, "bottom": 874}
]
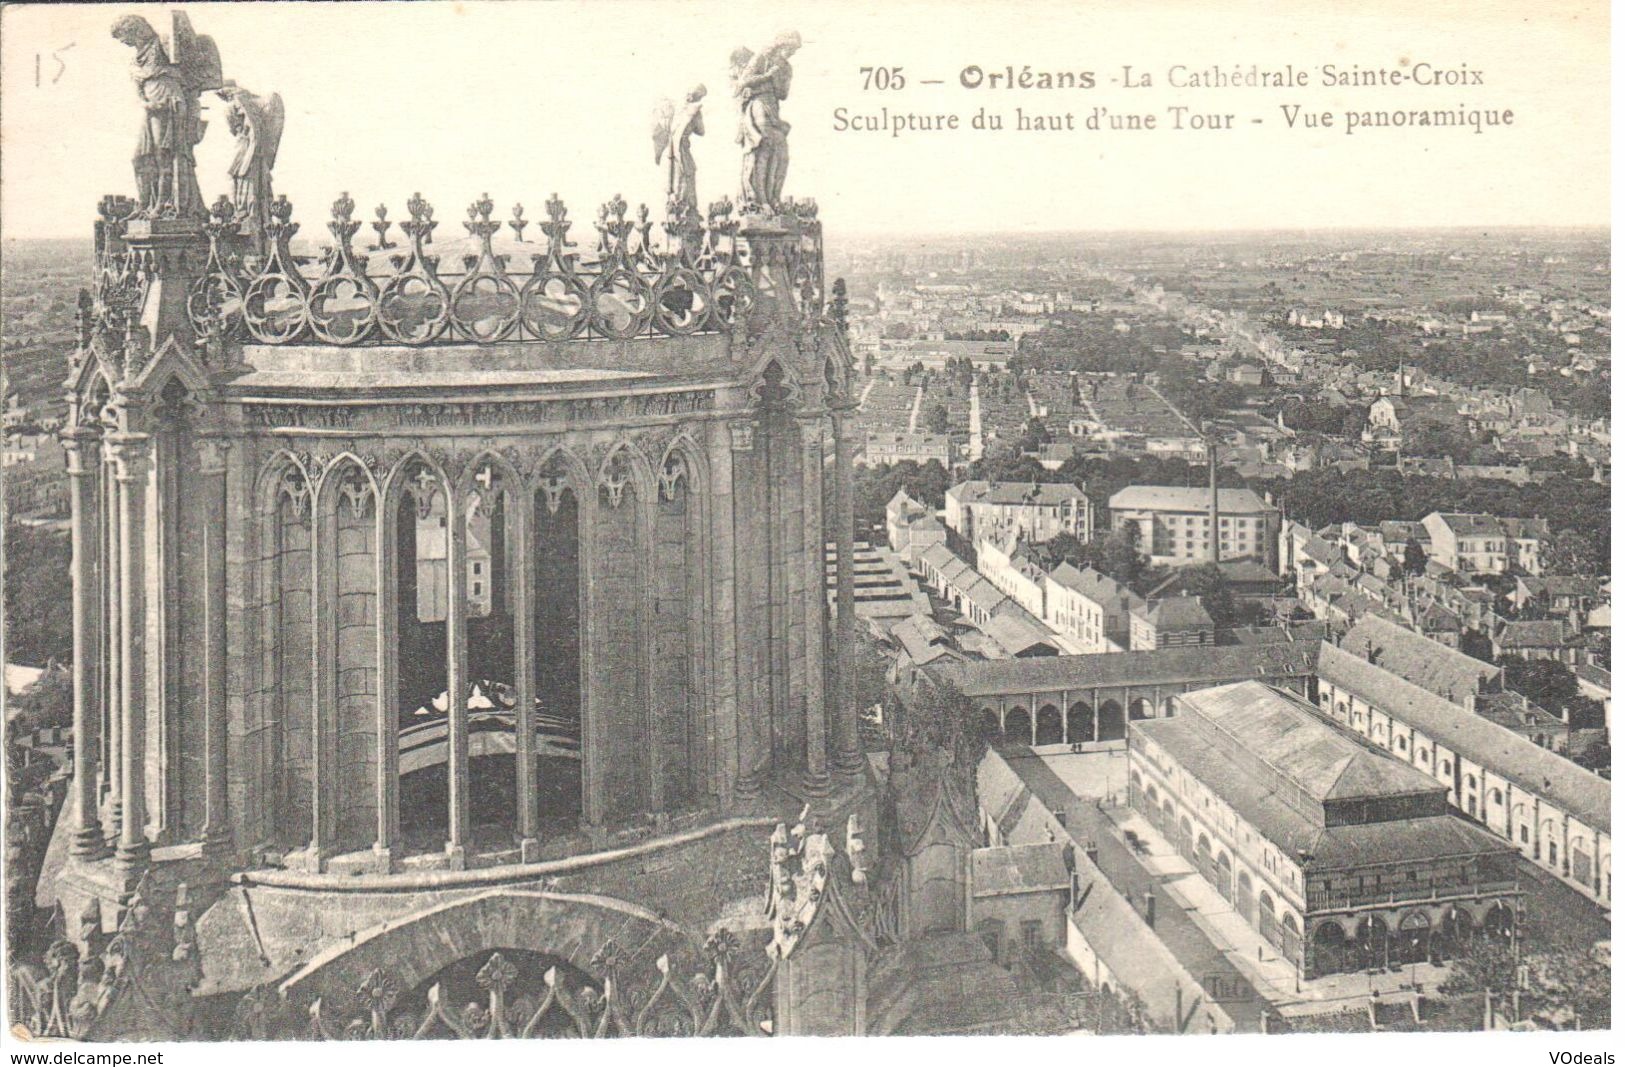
[{"left": 1, "top": 0, "right": 1611, "bottom": 1049}]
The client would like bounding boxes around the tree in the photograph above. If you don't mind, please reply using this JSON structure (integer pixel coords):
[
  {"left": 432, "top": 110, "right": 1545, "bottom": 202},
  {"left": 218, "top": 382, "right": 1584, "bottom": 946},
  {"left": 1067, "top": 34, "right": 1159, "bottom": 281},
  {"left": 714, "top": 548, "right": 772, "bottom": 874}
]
[
  {"left": 3, "top": 522, "right": 72, "bottom": 667},
  {"left": 1403, "top": 539, "right": 1429, "bottom": 576},
  {"left": 923, "top": 401, "right": 950, "bottom": 435},
  {"left": 1497, "top": 656, "right": 1579, "bottom": 712},
  {"left": 1543, "top": 528, "right": 1602, "bottom": 577},
  {"left": 1178, "top": 562, "right": 1237, "bottom": 629}
]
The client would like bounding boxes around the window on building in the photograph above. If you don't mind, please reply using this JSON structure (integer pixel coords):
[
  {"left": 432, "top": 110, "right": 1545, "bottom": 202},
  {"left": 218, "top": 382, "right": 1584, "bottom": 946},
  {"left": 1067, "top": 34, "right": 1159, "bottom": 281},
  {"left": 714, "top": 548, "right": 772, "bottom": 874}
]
[
  {"left": 1466, "top": 775, "right": 1477, "bottom": 789},
  {"left": 1441, "top": 761, "right": 1452, "bottom": 775},
  {"left": 1022, "top": 920, "right": 1044, "bottom": 955},
  {"left": 1520, "top": 825, "right": 1530, "bottom": 844},
  {"left": 1397, "top": 736, "right": 1408, "bottom": 752},
  {"left": 1548, "top": 841, "right": 1558, "bottom": 865},
  {"left": 1490, "top": 788, "right": 1503, "bottom": 804}
]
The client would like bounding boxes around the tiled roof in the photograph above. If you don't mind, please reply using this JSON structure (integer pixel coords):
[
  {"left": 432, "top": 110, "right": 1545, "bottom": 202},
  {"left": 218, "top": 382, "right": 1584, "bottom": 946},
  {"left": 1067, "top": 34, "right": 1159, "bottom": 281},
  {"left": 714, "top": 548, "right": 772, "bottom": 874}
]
[
  {"left": 1430, "top": 512, "right": 1506, "bottom": 538},
  {"left": 1317, "top": 644, "right": 1610, "bottom": 831},
  {"left": 931, "top": 642, "right": 1319, "bottom": 698},
  {"left": 950, "top": 479, "right": 1087, "bottom": 506},
  {"left": 1107, "top": 485, "right": 1273, "bottom": 514},
  {"left": 1494, "top": 620, "right": 1569, "bottom": 649},
  {"left": 1135, "top": 709, "right": 1507, "bottom": 871},
  {"left": 1340, "top": 615, "right": 1499, "bottom": 707},
  {"left": 1145, "top": 596, "right": 1213, "bottom": 631},
  {"left": 1501, "top": 517, "right": 1551, "bottom": 540},
  {"left": 1174, "top": 682, "right": 1443, "bottom": 802},
  {"left": 972, "top": 843, "right": 1072, "bottom": 897}
]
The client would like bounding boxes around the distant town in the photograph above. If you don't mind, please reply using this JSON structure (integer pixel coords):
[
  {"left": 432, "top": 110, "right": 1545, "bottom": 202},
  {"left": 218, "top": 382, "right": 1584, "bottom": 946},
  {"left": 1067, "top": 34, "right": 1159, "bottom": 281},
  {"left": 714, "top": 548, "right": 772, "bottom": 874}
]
[{"left": 818, "top": 227, "right": 1608, "bottom": 1029}]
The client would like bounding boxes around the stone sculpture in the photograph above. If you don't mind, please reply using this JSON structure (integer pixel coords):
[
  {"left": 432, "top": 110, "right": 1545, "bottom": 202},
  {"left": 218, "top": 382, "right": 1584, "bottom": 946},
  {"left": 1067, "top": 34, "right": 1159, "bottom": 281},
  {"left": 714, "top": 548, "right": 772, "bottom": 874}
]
[
  {"left": 732, "top": 32, "right": 801, "bottom": 212},
  {"left": 110, "top": 11, "right": 222, "bottom": 220},
  {"left": 653, "top": 85, "right": 707, "bottom": 221},
  {"left": 219, "top": 80, "right": 285, "bottom": 242}
]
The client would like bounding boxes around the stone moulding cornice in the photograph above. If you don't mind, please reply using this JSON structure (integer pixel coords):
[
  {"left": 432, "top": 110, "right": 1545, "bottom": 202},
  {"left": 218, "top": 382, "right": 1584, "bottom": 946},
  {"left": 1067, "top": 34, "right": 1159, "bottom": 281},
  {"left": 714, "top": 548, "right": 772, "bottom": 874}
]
[{"left": 231, "top": 816, "right": 780, "bottom": 894}]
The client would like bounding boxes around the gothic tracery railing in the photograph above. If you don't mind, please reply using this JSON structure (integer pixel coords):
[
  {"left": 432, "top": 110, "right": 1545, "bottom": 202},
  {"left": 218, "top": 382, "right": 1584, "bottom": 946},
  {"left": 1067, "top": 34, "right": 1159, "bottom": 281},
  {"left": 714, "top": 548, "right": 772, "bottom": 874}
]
[{"left": 148, "top": 192, "right": 823, "bottom": 347}]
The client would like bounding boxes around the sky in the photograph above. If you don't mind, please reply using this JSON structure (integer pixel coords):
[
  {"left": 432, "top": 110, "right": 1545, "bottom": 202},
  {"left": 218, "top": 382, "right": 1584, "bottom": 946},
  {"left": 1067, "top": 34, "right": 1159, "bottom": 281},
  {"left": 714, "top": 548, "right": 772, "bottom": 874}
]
[{"left": 0, "top": 0, "right": 1609, "bottom": 241}]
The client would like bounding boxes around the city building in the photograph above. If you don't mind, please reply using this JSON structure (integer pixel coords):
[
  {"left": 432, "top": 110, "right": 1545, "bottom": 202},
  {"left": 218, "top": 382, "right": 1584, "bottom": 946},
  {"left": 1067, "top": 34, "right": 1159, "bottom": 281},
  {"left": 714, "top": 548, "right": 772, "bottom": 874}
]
[
  {"left": 1128, "top": 596, "right": 1214, "bottom": 650},
  {"left": 885, "top": 488, "right": 947, "bottom": 565},
  {"left": 1316, "top": 645, "right": 1612, "bottom": 908},
  {"left": 945, "top": 479, "right": 1093, "bottom": 546},
  {"left": 1108, "top": 485, "right": 1280, "bottom": 570},
  {"left": 1042, "top": 562, "right": 1140, "bottom": 653},
  {"left": 1130, "top": 682, "right": 1523, "bottom": 978},
  {"left": 1420, "top": 512, "right": 1550, "bottom": 576},
  {"left": 975, "top": 532, "right": 1049, "bottom": 620},
  {"left": 923, "top": 641, "right": 1319, "bottom": 747},
  {"left": 863, "top": 431, "right": 954, "bottom": 468},
  {"left": 1339, "top": 615, "right": 1502, "bottom": 711}
]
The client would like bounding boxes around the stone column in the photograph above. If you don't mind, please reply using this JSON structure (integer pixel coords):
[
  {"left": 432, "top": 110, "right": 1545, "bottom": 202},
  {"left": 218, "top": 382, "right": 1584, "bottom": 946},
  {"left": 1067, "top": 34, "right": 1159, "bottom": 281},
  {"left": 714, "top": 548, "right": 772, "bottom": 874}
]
[
  {"left": 828, "top": 405, "right": 864, "bottom": 778},
  {"left": 102, "top": 456, "right": 122, "bottom": 837},
  {"left": 511, "top": 489, "right": 539, "bottom": 860},
  {"left": 373, "top": 484, "right": 400, "bottom": 870},
  {"left": 109, "top": 435, "right": 151, "bottom": 880},
  {"left": 445, "top": 480, "right": 470, "bottom": 866},
  {"left": 705, "top": 420, "right": 740, "bottom": 803},
  {"left": 197, "top": 439, "right": 232, "bottom": 855},
  {"left": 65, "top": 429, "right": 108, "bottom": 858},
  {"left": 308, "top": 479, "right": 338, "bottom": 868},
  {"left": 797, "top": 414, "right": 830, "bottom": 798},
  {"left": 729, "top": 418, "right": 769, "bottom": 800}
]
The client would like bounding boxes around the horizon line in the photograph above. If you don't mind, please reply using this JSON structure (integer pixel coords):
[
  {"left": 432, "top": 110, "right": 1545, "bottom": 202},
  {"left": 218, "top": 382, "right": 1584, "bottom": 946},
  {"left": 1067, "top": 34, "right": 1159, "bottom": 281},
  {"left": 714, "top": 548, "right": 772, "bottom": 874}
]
[{"left": 3, "top": 221, "right": 1612, "bottom": 244}]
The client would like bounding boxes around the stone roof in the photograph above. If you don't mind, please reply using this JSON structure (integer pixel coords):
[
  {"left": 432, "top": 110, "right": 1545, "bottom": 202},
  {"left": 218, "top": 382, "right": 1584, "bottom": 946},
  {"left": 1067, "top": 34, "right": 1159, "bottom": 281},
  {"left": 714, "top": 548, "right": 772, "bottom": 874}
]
[
  {"left": 1340, "top": 615, "right": 1499, "bottom": 707},
  {"left": 890, "top": 615, "right": 957, "bottom": 666},
  {"left": 1144, "top": 596, "right": 1213, "bottom": 631},
  {"left": 1429, "top": 512, "right": 1506, "bottom": 539},
  {"left": 1519, "top": 575, "right": 1600, "bottom": 599},
  {"left": 931, "top": 641, "right": 1319, "bottom": 699},
  {"left": 1049, "top": 561, "right": 1114, "bottom": 599},
  {"left": 1317, "top": 643, "right": 1610, "bottom": 831},
  {"left": 1107, "top": 485, "right": 1273, "bottom": 514},
  {"left": 1379, "top": 520, "right": 1430, "bottom": 546},
  {"left": 1173, "top": 681, "right": 1442, "bottom": 802},
  {"left": 983, "top": 611, "right": 1058, "bottom": 658},
  {"left": 972, "top": 842, "right": 1071, "bottom": 897},
  {"left": 1501, "top": 517, "right": 1551, "bottom": 541},
  {"left": 1135, "top": 702, "right": 1507, "bottom": 872},
  {"left": 1417, "top": 604, "right": 1462, "bottom": 633},
  {"left": 1494, "top": 619, "right": 1570, "bottom": 649},
  {"left": 950, "top": 479, "right": 1087, "bottom": 506}
]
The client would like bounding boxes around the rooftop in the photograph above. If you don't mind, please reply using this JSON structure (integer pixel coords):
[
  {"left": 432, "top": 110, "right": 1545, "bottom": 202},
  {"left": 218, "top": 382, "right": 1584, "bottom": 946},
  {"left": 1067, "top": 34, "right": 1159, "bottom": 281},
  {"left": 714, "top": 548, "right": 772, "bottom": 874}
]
[
  {"left": 950, "top": 480, "right": 1088, "bottom": 506},
  {"left": 1135, "top": 685, "right": 1512, "bottom": 872},
  {"left": 1340, "top": 615, "right": 1500, "bottom": 707},
  {"left": 971, "top": 842, "right": 1071, "bottom": 897},
  {"left": 1143, "top": 596, "right": 1213, "bottom": 631},
  {"left": 1172, "top": 681, "right": 1442, "bottom": 804},
  {"left": 931, "top": 641, "right": 1319, "bottom": 698},
  {"left": 1108, "top": 485, "right": 1273, "bottom": 515},
  {"left": 1317, "top": 644, "right": 1610, "bottom": 831}
]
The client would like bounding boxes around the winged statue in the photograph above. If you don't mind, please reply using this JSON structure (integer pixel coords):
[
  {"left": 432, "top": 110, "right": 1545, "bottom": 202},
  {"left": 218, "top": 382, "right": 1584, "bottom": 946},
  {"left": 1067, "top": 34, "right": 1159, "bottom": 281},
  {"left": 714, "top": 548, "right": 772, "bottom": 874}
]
[
  {"left": 110, "top": 11, "right": 224, "bottom": 220},
  {"left": 219, "top": 81, "right": 286, "bottom": 242},
  {"left": 652, "top": 85, "right": 706, "bottom": 221}
]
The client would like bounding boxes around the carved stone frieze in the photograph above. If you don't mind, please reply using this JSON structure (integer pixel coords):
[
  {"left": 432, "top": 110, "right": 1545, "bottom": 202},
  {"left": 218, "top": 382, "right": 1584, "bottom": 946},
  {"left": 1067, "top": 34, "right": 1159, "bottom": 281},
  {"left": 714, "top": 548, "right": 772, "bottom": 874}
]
[{"left": 241, "top": 389, "right": 715, "bottom": 431}]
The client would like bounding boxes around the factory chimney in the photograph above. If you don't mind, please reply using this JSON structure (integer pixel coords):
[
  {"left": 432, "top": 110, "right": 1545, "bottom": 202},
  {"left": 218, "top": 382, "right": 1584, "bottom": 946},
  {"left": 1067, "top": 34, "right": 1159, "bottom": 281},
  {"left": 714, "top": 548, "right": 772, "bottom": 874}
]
[{"left": 1208, "top": 440, "right": 1221, "bottom": 564}]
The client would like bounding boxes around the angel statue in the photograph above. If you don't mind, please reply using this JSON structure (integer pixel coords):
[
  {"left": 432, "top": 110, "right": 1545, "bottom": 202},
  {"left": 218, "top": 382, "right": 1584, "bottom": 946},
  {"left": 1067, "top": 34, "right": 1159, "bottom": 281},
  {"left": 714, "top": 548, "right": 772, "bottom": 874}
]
[
  {"left": 218, "top": 81, "right": 285, "bottom": 242},
  {"left": 652, "top": 85, "right": 707, "bottom": 221},
  {"left": 110, "top": 12, "right": 223, "bottom": 220},
  {"left": 731, "top": 31, "right": 801, "bottom": 213}
]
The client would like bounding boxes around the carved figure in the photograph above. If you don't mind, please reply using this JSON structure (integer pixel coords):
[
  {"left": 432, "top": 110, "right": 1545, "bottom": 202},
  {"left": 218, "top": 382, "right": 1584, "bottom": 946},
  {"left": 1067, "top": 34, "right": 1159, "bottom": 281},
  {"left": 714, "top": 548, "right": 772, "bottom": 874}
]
[
  {"left": 110, "top": 12, "right": 223, "bottom": 220},
  {"left": 731, "top": 32, "right": 801, "bottom": 212},
  {"left": 653, "top": 85, "right": 707, "bottom": 220},
  {"left": 218, "top": 81, "right": 285, "bottom": 241}
]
